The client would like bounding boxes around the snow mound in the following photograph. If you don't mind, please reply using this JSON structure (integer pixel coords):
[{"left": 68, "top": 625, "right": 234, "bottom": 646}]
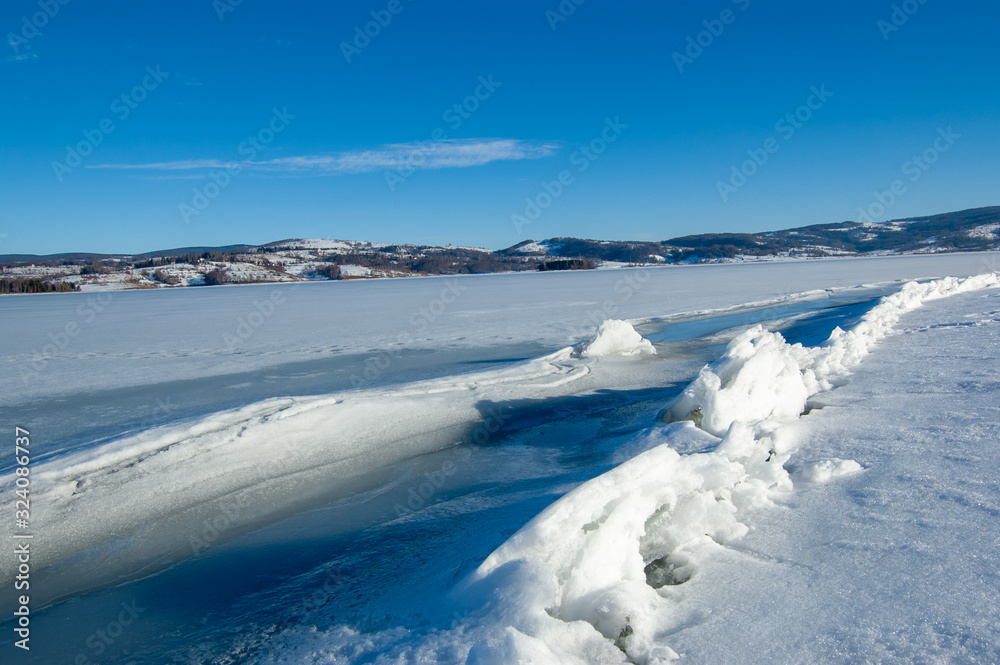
[
  {"left": 452, "top": 272, "right": 999, "bottom": 664},
  {"left": 662, "top": 326, "right": 814, "bottom": 437},
  {"left": 579, "top": 319, "right": 656, "bottom": 358},
  {"left": 791, "top": 457, "right": 864, "bottom": 484}
]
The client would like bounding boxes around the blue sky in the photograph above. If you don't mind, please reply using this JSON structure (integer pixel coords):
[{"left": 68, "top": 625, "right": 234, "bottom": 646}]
[{"left": 2, "top": 0, "right": 998, "bottom": 254}]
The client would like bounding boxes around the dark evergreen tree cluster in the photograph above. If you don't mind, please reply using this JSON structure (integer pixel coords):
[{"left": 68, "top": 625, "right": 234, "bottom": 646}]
[{"left": 0, "top": 278, "right": 79, "bottom": 294}]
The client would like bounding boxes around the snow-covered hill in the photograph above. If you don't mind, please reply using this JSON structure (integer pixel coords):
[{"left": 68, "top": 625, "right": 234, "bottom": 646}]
[{"left": 2, "top": 207, "right": 998, "bottom": 294}]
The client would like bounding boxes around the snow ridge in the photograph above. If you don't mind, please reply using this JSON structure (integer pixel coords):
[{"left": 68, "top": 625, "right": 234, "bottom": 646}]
[
  {"left": 0, "top": 352, "right": 594, "bottom": 604},
  {"left": 454, "top": 273, "right": 1000, "bottom": 664}
]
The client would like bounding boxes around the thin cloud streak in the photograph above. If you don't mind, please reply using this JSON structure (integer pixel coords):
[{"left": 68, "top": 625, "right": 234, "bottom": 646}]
[
  {"left": 88, "top": 139, "right": 557, "bottom": 175},
  {"left": 93, "top": 158, "right": 238, "bottom": 171}
]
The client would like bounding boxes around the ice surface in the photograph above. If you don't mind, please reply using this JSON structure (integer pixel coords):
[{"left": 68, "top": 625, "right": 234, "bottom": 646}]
[
  {"left": 3, "top": 252, "right": 996, "bottom": 406},
  {"left": 0, "top": 327, "right": 660, "bottom": 606}
]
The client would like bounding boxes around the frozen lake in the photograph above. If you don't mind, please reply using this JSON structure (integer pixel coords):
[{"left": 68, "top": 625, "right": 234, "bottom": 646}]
[
  {"left": 1, "top": 252, "right": 998, "bottom": 664},
  {"left": 3, "top": 253, "right": 996, "bottom": 462}
]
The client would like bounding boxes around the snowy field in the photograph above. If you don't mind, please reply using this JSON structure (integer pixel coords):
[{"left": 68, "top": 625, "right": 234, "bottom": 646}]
[{"left": 1, "top": 252, "right": 999, "bottom": 664}]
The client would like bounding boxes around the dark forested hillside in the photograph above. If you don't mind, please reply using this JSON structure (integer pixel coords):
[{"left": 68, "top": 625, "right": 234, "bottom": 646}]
[{"left": 2, "top": 206, "right": 997, "bottom": 292}]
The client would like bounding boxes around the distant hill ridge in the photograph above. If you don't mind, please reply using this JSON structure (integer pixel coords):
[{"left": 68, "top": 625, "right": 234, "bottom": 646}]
[
  {"left": 2, "top": 206, "right": 997, "bottom": 292},
  {"left": 504, "top": 206, "right": 1000, "bottom": 263}
]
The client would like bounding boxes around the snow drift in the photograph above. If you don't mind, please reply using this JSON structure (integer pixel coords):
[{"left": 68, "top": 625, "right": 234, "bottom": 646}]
[
  {"left": 663, "top": 273, "right": 1000, "bottom": 436},
  {"left": 450, "top": 273, "right": 999, "bottom": 664}
]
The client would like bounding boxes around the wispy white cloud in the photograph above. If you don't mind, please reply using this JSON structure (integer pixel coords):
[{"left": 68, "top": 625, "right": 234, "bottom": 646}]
[
  {"left": 92, "top": 158, "right": 238, "bottom": 171},
  {"left": 88, "top": 138, "right": 557, "bottom": 176}
]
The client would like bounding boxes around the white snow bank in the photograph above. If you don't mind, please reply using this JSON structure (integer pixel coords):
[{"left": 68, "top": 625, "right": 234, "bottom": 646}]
[
  {"left": 451, "top": 273, "right": 999, "bottom": 664},
  {"left": 662, "top": 326, "right": 814, "bottom": 437},
  {"left": 663, "top": 272, "right": 1000, "bottom": 437},
  {"left": 579, "top": 319, "right": 656, "bottom": 358},
  {"left": 454, "top": 419, "right": 786, "bottom": 664}
]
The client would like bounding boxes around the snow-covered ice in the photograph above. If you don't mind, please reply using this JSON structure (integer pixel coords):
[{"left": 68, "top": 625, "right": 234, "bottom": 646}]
[{"left": 3, "top": 252, "right": 996, "bottom": 406}]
